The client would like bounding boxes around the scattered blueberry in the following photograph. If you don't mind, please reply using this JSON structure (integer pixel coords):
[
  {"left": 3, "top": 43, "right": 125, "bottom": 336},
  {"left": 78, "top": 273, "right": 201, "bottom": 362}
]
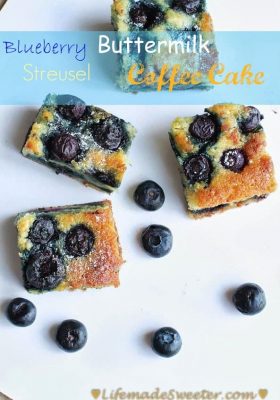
[
  {"left": 129, "top": 2, "right": 164, "bottom": 29},
  {"left": 56, "top": 319, "right": 87, "bottom": 352},
  {"left": 183, "top": 154, "right": 212, "bottom": 184},
  {"left": 172, "top": 0, "right": 202, "bottom": 14},
  {"left": 29, "top": 217, "right": 56, "bottom": 245},
  {"left": 47, "top": 133, "right": 80, "bottom": 162},
  {"left": 221, "top": 149, "right": 247, "bottom": 172},
  {"left": 56, "top": 94, "right": 87, "bottom": 121},
  {"left": 134, "top": 180, "right": 165, "bottom": 211},
  {"left": 25, "top": 248, "right": 65, "bottom": 291},
  {"left": 7, "top": 298, "right": 36, "bottom": 327},
  {"left": 239, "top": 106, "right": 263, "bottom": 133},
  {"left": 142, "top": 224, "right": 172, "bottom": 258},
  {"left": 189, "top": 114, "right": 217, "bottom": 142},
  {"left": 152, "top": 327, "right": 182, "bottom": 357},
  {"left": 232, "top": 283, "right": 266, "bottom": 315},
  {"left": 65, "top": 225, "right": 95, "bottom": 257}
]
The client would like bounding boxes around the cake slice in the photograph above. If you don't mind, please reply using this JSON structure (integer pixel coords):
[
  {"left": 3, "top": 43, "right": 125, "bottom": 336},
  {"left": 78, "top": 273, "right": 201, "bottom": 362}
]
[
  {"left": 22, "top": 94, "right": 136, "bottom": 193},
  {"left": 111, "top": 0, "right": 218, "bottom": 91},
  {"left": 169, "top": 104, "right": 277, "bottom": 218},
  {"left": 15, "top": 201, "right": 124, "bottom": 292}
]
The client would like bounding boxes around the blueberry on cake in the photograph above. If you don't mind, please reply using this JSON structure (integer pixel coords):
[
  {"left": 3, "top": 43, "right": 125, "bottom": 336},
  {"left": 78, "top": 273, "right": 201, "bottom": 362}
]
[
  {"left": 15, "top": 201, "right": 124, "bottom": 292},
  {"left": 111, "top": 0, "right": 218, "bottom": 91},
  {"left": 22, "top": 94, "right": 136, "bottom": 193},
  {"left": 169, "top": 104, "right": 277, "bottom": 218}
]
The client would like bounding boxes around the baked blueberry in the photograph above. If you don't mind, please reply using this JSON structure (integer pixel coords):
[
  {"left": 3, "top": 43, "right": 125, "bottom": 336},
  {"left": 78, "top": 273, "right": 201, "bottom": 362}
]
[
  {"left": 189, "top": 114, "right": 217, "bottom": 142},
  {"left": 142, "top": 225, "right": 172, "bottom": 258},
  {"left": 92, "top": 118, "right": 126, "bottom": 151},
  {"left": 56, "top": 319, "right": 87, "bottom": 352},
  {"left": 134, "top": 180, "right": 165, "bottom": 211},
  {"left": 25, "top": 248, "right": 65, "bottom": 291},
  {"left": 129, "top": 2, "right": 164, "bottom": 29},
  {"left": 56, "top": 94, "right": 86, "bottom": 121},
  {"left": 233, "top": 283, "right": 266, "bottom": 315},
  {"left": 172, "top": 0, "right": 202, "bottom": 14},
  {"left": 29, "top": 217, "right": 56, "bottom": 245},
  {"left": 65, "top": 225, "right": 94, "bottom": 257},
  {"left": 47, "top": 133, "right": 80, "bottom": 162},
  {"left": 7, "top": 298, "right": 36, "bottom": 327},
  {"left": 221, "top": 149, "right": 247, "bottom": 172},
  {"left": 152, "top": 327, "right": 182, "bottom": 357},
  {"left": 183, "top": 154, "right": 212, "bottom": 184},
  {"left": 239, "top": 106, "right": 263, "bottom": 133}
]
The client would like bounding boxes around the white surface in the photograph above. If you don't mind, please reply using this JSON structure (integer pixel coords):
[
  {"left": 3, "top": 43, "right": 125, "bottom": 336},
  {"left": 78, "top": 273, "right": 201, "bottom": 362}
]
[
  {"left": 0, "top": 1, "right": 280, "bottom": 400},
  {"left": 0, "top": 105, "right": 280, "bottom": 400}
]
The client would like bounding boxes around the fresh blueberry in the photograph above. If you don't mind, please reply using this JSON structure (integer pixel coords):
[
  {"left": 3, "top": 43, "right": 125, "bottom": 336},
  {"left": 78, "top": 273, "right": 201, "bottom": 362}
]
[
  {"left": 183, "top": 154, "right": 212, "bottom": 184},
  {"left": 134, "top": 180, "right": 165, "bottom": 211},
  {"left": 65, "top": 225, "right": 95, "bottom": 257},
  {"left": 56, "top": 319, "right": 87, "bottom": 352},
  {"left": 239, "top": 106, "right": 263, "bottom": 133},
  {"left": 232, "top": 283, "right": 266, "bottom": 315},
  {"left": 221, "top": 149, "right": 247, "bottom": 172},
  {"left": 7, "top": 298, "right": 36, "bottom": 327},
  {"left": 152, "top": 327, "right": 182, "bottom": 357},
  {"left": 189, "top": 114, "right": 218, "bottom": 142},
  {"left": 142, "top": 225, "right": 172, "bottom": 258}
]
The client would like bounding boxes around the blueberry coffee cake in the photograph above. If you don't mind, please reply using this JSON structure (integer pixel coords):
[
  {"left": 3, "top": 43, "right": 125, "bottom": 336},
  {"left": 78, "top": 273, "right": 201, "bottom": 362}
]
[
  {"left": 15, "top": 201, "right": 124, "bottom": 292},
  {"left": 22, "top": 94, "right": 136, "bottom": 193},
  {"left": 169, "top": 104, "right": 277, "bottom": 218},
  {"left": 111, "top": 0, "right": 218, "bottom": 91}
]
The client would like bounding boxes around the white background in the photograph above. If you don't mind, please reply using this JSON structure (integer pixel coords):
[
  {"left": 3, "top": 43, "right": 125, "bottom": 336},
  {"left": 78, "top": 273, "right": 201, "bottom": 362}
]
[{"left": 0, "top": 1, "right": 280, "bottom": 400}]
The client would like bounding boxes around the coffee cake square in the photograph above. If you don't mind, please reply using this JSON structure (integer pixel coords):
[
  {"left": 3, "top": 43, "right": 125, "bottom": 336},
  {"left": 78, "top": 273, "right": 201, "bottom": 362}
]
[
  {"left": 169, "top": 104, "right": 277, "bottom": 218},
  {"left": 15, "top": 201, "right": 124, "bottom": 292},
  {"left": 22, "top": 94, "right": 136, "bottom": 193}
]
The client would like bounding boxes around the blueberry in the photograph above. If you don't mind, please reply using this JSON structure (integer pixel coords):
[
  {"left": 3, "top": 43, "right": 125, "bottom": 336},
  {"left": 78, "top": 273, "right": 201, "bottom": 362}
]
[
  {"left": 56, "top": 95, "right": 87, "bottom": 121},
  {"left": 239, "top": 106, "right": 263, "bottom": 133},
  {"left": 56, "top": 319, "right": 87, "bottom": 352},
  {"left": 152, "top": 327, "right": 182, "bottom": 358},
  {"left": 221, "top": 149, "right": 247, "bottom": 172},
  {"left": 7, "top": 298, "right": 36, "bottom": 327},
  {"left": 189, "top": 114, "right": 217, "bottom": 142},
  {"left": 233, "top": 283, "right": 266, "bottom": 315},
  {"left": 134, "top": 180, "right": 165, "bottom": 211},
  {"left": 25, "top": 248, "right": 65, "bottom": 291},
  {"left": 29, "top": 217, "right": 56, "bottom": 245},
  {"left": 172, "top": 0, "right": 202, "bottom": 14},
  {"left": 142, "top": 225, "right": 172, "bottom": 258},
  {"left": 129, "top": 2, "right": 164, "bottom": 29},
  {"left": 65, "top": 225, "right": 95, "bottom": 257},
  {"left": 183, "top": 154, "right": 212, "bottom": 184},
  {"left": 91, "top": 118, "right": 126, "bottom": 151},
  {"left": 47, "top": 133, "right": 80, "bottom": 162}
]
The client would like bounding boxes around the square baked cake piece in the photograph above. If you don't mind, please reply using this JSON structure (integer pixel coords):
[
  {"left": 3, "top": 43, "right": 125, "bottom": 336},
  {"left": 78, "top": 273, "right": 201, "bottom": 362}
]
[
  {"left": 15, "top": 201, "right": 124, "bottom": 292},
  {"left": 169, "top": 104, "right": 277, "bottom": 218},
  {"left": 22, "top": 94, "right": 136, "bottom": 193},
  {"left": 111, "top": 0, "right": 218, "bottom": 91}
]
